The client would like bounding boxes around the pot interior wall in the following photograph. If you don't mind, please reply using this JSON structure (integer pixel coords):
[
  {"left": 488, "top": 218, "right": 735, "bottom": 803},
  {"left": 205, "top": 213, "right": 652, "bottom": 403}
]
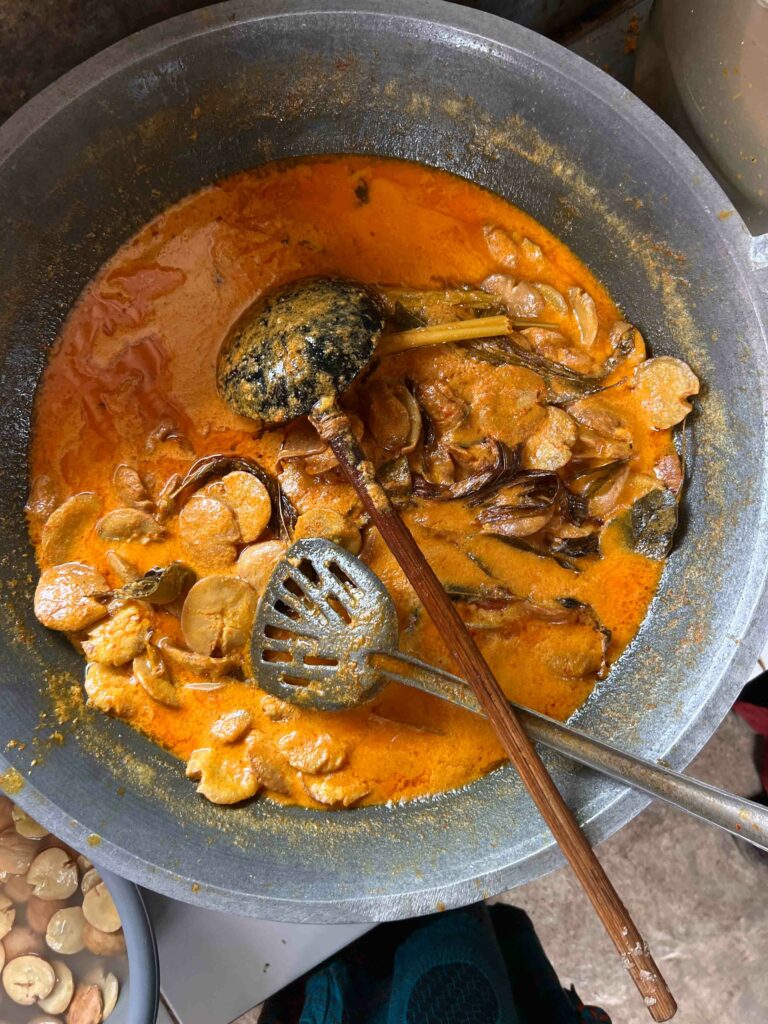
[{"left": 0, "top": 3, "right": 766, "bottom": 919}]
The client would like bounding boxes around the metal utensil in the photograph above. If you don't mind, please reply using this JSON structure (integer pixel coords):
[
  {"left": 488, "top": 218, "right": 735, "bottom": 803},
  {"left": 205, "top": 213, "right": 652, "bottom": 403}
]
[
  {"left": 253, "top": 539, "right": 768, "bottom": 853},
  {"left": 222, "top": 276, "right": 675, "bottom": 1018}
]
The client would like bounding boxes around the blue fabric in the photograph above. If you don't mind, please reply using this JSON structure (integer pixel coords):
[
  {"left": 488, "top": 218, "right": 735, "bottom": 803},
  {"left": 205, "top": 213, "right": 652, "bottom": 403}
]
[
  {"left": 384, "top": 907, "right": 519, "bottom": 1024},
  {"left": 282, "top": 905, "right": 612, "bottom": 1024},
  {"left": 299, "top": 961, "right": 348, "bottom": 1024}
]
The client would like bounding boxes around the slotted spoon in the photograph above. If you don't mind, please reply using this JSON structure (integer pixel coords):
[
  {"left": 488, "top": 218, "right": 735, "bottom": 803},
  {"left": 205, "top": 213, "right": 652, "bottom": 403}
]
[{"left": 252, "top": 538, "right": 768, "bottom": 854}]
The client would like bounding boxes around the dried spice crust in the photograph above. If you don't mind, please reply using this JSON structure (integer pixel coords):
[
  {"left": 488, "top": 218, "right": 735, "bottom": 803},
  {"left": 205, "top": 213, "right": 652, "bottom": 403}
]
[{"left": 217, "top": 276, "right": 385, "bottom": 423}]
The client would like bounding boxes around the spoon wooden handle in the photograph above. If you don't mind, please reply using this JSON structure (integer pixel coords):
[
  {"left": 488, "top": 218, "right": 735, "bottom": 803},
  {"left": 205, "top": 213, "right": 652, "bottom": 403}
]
[{"left": 312, "top": 399, "right": 676, "bottom": 1022}]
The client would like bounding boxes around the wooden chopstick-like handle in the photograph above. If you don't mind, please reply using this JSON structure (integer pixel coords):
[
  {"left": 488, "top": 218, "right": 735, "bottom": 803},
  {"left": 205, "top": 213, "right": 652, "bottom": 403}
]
[{"left": 312, "top": 400, "right": 676, "bottom": 1022}]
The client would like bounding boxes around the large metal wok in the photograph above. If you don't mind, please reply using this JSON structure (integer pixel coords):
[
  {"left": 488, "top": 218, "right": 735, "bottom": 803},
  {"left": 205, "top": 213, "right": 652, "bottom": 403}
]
[{"left": 1, "top": 0, "right": 767, "bottom": 922}]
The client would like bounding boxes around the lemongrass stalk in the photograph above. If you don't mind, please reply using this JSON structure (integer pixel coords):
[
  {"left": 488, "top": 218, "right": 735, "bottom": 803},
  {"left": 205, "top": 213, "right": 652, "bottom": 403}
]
[{"left": 377, "top": 315, "right": 557, "bottom": 356}]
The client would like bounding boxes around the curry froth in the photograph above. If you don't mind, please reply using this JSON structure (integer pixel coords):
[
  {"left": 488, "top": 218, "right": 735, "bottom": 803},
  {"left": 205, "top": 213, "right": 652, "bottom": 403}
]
[{"left": 27, "top": 156, "right": 697, "bottom": 809}]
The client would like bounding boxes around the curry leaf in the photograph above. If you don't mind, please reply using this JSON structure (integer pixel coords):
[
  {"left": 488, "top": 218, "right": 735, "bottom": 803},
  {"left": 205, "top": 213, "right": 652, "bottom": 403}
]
[
  {"left": 170, "top": 453, "right": 297, "bottom": 539},
  {"left": 624, "top": 488, "right": 678, "bottom": 560},
  {"left": 550, "top": 535, "right": 600, "bottom": 558},
  {"left": 378, "top": 455, "right": 413, "bottom": 508},
  {"left": 482, "top": 534, "right": 581, "bottom": 573},
  {"left": 462, "top": 329, "right": 633, "bottom": 406},
  {"left": 446, "top": 584, "right": 610, "bottom": 676},
  {"left": 390, "top": 302, "right": 427, "bottom": 330},
  {"left": 412, "top": 440, "right": 521, "bottom": 502},
  {"left": 108, "top": 562, "right": 196, "bottom": 604},
  {"left": 445, "top": 583, "right": 521, "bottom": 608}
]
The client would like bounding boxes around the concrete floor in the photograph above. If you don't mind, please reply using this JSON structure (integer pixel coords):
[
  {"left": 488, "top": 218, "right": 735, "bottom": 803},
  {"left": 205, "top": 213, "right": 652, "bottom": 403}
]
[
  {"left": 244, "top": 712, "right": 765, "bottom": 1023},
  {"left": 495, "top": 712, "right": 766, "bottom": 1023}
]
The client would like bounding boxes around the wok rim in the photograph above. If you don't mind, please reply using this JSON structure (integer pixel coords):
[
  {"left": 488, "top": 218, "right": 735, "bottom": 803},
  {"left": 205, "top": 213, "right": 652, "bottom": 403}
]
[{"left": 1, "top": 0, "right": 767, "bottom": 921}]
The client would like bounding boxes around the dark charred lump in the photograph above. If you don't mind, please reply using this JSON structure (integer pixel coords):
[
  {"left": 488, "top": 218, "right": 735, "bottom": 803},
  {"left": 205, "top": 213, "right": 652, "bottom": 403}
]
[{"left": 217, "top": 276, "right": 385, "bottom": 424}]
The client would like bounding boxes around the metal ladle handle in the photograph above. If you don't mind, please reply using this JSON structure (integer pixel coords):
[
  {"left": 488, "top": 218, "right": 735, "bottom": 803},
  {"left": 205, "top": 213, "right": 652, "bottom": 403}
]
[{"left": 370, "top": 649, "right": 768, "bottom": 853}]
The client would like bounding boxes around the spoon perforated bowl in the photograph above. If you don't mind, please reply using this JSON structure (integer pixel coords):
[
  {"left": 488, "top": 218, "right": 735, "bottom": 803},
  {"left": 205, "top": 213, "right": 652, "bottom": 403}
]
[
  {"left": 251, "top": 538, "right": 398, "bottom": 711},
  {"left": 251, "top": 539, "right": 768, "bottom": 854}
]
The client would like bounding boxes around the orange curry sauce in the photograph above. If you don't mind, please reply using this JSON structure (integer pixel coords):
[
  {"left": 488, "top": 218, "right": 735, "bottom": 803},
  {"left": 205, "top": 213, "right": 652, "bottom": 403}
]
[{"left": 29, "top": 156, "right": 668, "bottom": 808}]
